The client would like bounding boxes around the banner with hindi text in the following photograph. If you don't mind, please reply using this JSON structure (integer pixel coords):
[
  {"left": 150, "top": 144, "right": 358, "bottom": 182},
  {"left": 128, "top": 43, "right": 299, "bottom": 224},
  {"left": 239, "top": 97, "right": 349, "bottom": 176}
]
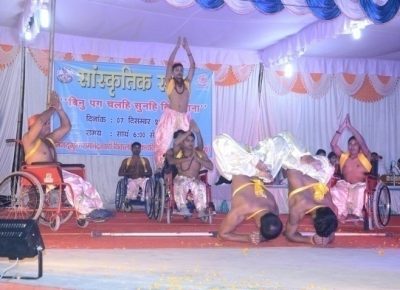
[{"left": 53, "top": 60, "right": 212, "bottom": 158}]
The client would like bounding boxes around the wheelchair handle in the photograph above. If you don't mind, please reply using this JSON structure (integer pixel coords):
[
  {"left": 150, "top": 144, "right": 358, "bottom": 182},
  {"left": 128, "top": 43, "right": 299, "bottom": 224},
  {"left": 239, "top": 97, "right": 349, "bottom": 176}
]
[{"left": 6, "top": 138, "right": 21, "bottom": 144}]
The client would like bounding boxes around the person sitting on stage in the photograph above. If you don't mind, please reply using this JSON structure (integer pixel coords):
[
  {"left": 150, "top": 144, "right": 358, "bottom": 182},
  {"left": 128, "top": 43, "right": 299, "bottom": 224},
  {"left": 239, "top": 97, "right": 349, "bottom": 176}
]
[
  {"left": 154, "top": 36, "right": 195, "bottom": 170},
  {"left": 213, "top": 133, "right": 283, "bottom": 244},
  {"left": 171, "top": 129, "right": 213, "bottom": 218},
  {"left": 330, "top": 114, "right": 371, "bottom": 223},
  {"left": 163, "top": 120, "right": 203, "bottom": 179},
  {"left": 22, "top": 91, "right": 104, "bottom": 217},
  {"left": 328, "top": 151, "right": 341, "bottom": 178},
  {"left": 118, "top": 142, "right": 153, "bottom": 201}
]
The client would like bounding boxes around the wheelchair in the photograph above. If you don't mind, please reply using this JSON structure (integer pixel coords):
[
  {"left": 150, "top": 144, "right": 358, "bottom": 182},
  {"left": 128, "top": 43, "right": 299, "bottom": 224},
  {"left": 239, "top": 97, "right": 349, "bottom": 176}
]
[
  {"left": 363, "top": 175, "right": 391, "bottom": 230},
  {"left": 152, "top": 165, "right": 215, "bottom": 224},
  {"left": 115, "top": 176, "right": 154, "bottom": 218},
  {"left": 0, "top": 162, "right": 89, "bottom": 231},
  {"left": 328, "top": 174, "right": 391, "bottom": 230}
]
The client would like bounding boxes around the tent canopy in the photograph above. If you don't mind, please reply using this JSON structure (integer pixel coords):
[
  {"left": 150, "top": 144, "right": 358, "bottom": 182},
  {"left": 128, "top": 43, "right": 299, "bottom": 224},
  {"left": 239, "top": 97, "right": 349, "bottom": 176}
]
[{"left": 1, "top": 0, "right": 400, "bottom": 69}]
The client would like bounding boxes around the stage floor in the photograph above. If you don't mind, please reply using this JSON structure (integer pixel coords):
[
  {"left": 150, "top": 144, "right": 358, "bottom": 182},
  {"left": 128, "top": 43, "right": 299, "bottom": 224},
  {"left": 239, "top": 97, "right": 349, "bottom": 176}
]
[{"left": 2, "top": 212, "right": 400, "bottom": 289}]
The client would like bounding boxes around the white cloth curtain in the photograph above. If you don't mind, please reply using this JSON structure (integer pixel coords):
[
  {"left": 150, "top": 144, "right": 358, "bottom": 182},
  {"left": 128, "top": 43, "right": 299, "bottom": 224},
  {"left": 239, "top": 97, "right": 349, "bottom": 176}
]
[
  {"left": 213, "top": 64, "right": 261, "bottom": 146},
  {"left": 369, "top": 74, "right": 399, "bottom": 96},
  {"left": 336, "top": 73, "right": 366, "bottom": 96},
  {"left": 301, "top": 72, "right": 333, "bottom": 98},
  {"left": 260, "top": 74, "right": 400, "bottom": 171},
  {"left": 0, "top": 49, "right": 22, "bottom": 180}
]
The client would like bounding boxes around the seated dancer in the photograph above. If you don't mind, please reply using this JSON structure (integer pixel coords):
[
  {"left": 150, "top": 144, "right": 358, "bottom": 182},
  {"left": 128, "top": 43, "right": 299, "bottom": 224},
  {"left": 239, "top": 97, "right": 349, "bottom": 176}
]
[
  {"left": 22, "top": 91, "right": 104, "bottom": 217},
  {"left": 163, "top": 120, "right": 203, "bottom": 178},
  {"left": 154, "top": 36, "right": 195, "bottom": 170},
  {"left": 118, "top": 142, "right": 153, "bottom": 201},
  {"left": 213, "top": 134, "right": 283, "bottom": 244},
  {"left": 170, "top": 129, "right": 213, "bottom": 218},
  {"left": 330, "top": 114, "right": 371, "bottom": 222}
]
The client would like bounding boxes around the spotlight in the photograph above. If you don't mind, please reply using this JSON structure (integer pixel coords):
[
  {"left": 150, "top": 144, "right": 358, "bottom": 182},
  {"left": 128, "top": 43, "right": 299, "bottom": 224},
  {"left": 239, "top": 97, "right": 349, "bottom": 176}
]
[
  {"left": 352, "top": 28, "right": 361, "bottom": 40},
  {"left": 284, "top": 63, "right": 293, "bottom": 78},
  {"left": 40, "top": 4, "right": 50, "bottom": 28},
  {"left": 24, "top": 28, "right": 33, "bottom": 41}
]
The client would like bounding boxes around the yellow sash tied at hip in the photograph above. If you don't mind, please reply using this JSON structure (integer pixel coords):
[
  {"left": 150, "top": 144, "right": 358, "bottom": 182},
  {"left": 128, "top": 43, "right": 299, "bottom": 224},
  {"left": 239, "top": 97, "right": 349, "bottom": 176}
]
[
  {"left": 232, "top": 179, "right": 267, "bottom": 198},
  {"left": 289, "top": 182, "right": 328, "bottom": 202}
]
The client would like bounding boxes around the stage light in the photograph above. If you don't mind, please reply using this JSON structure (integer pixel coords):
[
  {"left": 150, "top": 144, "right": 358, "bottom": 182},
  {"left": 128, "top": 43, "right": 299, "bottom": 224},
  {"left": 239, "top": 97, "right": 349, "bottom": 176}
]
[
  {"left": 40, "top": 4, "right": 50, "bottom": 28},
  {"left": 0, "top": 219, "right": 45, "bottom": 279},
  {"left": 24, "top": 27, "right": 33, "bottom": 41},
  {"left": 284, "top": 63, "right": 293, "bottom": 78},
  {"left": 352, "top": 28, "right": 361, "bottom": 40}
]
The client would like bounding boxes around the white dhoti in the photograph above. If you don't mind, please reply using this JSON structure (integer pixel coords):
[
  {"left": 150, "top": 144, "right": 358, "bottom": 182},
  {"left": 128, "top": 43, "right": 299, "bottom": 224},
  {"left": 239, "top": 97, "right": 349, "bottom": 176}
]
[
  {"left": 213, "top": 132, "right": 334, "bottom": 184},
  {"left": 173, "top": 175, "right": 207, "bottom": 212},
  {"left": 126, "top": 177, "right": 148, "bottom": 201},
  {"left": 330, "top": 180, "right": 366, "bottom": 218},
  {"left": 62, "top": 170, "right": 104, "bottom": 215},
  {"left": 154, "top": 107, "right": 191, "bottom": 169},
  {"left": 212, "top": 133, "right": 291, "bottom": 183}
]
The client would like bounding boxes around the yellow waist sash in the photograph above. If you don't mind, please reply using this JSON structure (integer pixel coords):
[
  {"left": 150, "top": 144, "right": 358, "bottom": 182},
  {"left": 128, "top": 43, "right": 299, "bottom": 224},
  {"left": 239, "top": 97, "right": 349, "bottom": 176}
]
[
  {"left": 232, "top": 179, "right": 267, "bottom": 198},
  {"left": 246, "top": 208, "right": 268, "bottom": 221},
  {"left": 24, "top": 139, "right": 42, "bottom": 161},
  {"left": 25, "top": 137, "right": 56, "bottom": 162},
  {"left": 305, "top": 205, "right": 324, "bottom": 215},
  {"left": 339, "top": 152, "right": 372, "bottom": 172},
  {"left": 288, "top": 182, "right": 328, "bottom": 202}
]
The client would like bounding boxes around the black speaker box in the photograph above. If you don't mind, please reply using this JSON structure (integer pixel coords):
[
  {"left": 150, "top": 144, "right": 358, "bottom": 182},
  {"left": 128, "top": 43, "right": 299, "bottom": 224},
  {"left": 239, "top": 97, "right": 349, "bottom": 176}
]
[{"left": 0, "top": 219, "right": 45, "bottom": 259}]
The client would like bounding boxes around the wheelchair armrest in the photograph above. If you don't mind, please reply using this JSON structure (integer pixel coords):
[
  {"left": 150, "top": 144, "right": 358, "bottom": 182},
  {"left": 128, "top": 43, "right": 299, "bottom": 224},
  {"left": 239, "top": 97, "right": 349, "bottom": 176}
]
[
  {"left": 29, "top": 161, "right": 62, "bottom": 167},
  {"left": 199, "top": 169, "right": 208, "bottom": 176},
  {"left": 61, "top": 163, "right": 85, "bottom": 169}
]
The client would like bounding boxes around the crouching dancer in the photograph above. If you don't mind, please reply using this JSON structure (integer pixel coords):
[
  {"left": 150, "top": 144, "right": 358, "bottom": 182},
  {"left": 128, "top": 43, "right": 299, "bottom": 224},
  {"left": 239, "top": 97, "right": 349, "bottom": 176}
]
[{"left": 213, "top": 134, "right": 283, "bottom": 244}]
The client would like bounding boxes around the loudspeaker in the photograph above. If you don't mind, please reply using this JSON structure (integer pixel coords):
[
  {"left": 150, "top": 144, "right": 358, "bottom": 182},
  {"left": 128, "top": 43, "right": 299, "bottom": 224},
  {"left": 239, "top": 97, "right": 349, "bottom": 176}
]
[
  {"left": 0, "top": 219, "right": 44, "bottom": 279},
  {"left": 0, "top": 219, "right": 44, "bottom": 259}
]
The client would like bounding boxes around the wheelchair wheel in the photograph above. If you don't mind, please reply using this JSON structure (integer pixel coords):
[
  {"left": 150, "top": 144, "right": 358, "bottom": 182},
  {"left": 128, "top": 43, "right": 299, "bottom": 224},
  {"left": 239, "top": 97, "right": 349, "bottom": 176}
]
[
  {"left": 0, "top": 171, "right": 44, "bottom": 220},
  {"left": 144, "top": 177, "right": 154, "bottom": 218},
  {"left": 115, "top": 178, "right": 128, "bottom": 212},
  {"left": 39, "top": 188, "right": 74, "bottom": 229},
  {"left": 153, "top": 177, "right": 165, "bottom": 222},
  {"left": 373, "top": 183, "right": 391, "bottom": 228}
]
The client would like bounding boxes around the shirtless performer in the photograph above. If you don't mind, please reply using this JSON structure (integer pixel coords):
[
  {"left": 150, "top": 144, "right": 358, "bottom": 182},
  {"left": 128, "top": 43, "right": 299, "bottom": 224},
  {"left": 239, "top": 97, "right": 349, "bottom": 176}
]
[
  {"left": 22, "top": 91, "right": 103, "bottom": 216},
  {"left": 284, "top": 165, "right": 338, "bottom": 246},
  {"left": 213, "top": 134, "right": 283, "bottom": 244},
  {"left": 214, "top": 133, "right": 338, "bottom": 246},
  {"left": 172, "top": 130, "right": 213, "bottom": 217},
  {"left": 330, "top": 114, "right": 372, "bottom": 222},
  {"left": 118, "top": 142, "right": 153, "bottom": 201},
  {"left": 154, "top": 36, "right": 195, "bottom": 170}
]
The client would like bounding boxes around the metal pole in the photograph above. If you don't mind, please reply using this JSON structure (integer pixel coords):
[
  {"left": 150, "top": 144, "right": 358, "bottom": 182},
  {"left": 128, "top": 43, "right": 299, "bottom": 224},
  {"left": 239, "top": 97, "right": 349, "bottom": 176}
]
[
  {"left": 92, "top": 231, "right": 217, "bottom": 238},
  {"left": 300, "top": 231, "right": 391, "bottom": 237},
  {"left": 46, "top": 0, "right": 56, "bottom": 103}
]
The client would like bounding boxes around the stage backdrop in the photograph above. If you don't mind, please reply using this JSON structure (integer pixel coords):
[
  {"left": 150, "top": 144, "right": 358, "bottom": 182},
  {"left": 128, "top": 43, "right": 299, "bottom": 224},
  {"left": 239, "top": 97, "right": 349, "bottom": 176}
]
[{"left": 53, "top": 60, "right": 213, "bottom": 157}]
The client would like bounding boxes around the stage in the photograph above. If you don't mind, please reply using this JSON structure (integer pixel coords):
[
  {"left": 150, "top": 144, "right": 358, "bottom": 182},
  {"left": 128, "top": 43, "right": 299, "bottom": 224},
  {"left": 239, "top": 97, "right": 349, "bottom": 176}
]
[{"left": 1, "top": 211, "right": 400, "bottom": 289}]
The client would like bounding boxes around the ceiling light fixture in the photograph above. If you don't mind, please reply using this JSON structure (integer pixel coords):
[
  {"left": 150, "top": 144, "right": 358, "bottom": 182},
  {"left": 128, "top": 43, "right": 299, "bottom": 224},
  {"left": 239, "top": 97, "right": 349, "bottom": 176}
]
[{"left": 20, "top": 0, "right": 51, "bottom": 42}]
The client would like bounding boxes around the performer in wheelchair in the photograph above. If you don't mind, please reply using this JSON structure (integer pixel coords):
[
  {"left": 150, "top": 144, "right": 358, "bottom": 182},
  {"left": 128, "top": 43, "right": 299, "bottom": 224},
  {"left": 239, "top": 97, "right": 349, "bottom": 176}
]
[
  {"left": 22, "top": 91, "right": 104, "bottom": 217},
  {"left": 330, "top": 114, "right": 372, "bottom": 223},
  {"left": 168, "top": 128, "right": 213, "bottom": 218},
  {"left": 162, "top": 119, "right": 204, "bottom": 179},
  {"left": 118, "top": 142, "right": 153, "bottom": 201}
]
